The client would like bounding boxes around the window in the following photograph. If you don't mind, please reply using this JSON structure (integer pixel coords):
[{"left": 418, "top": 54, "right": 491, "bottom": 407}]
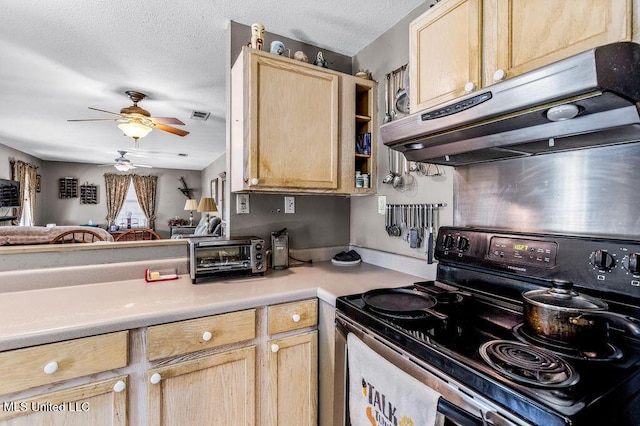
[{"left": 115, "top": 180, "right": 147, "bottom": 228}]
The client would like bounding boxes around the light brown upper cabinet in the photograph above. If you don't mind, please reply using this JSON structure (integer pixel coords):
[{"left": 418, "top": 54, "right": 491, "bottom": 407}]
[
  {"left": 409, "top": 0, "right": 633, "bottom": 114},
  {"left": 231, "top": 47, "right": 376, "bottom": 195}
]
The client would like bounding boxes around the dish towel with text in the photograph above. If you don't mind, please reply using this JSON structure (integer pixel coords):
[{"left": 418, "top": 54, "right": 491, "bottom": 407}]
[{"left": 348, "top": 333, "right": 443, "bottom": 426}]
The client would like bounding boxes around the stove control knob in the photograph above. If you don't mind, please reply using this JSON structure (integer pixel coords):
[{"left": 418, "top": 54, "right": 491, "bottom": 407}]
[
  {"left": 456, "top": 236, "right": 470, "bottom": 252},
  {"left": 622, "top": 253, "right": 640, "bottom": 274},
  {"left": 443, "top": 234, "right": 455, "bottom": 249},
  {"left": 589, "top": 249, "right": 616, "bottom": 270}
]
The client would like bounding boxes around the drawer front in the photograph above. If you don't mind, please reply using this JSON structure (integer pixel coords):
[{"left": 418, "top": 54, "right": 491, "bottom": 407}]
[
  {"left": 147, "top": 309, "right": 256, "bottom": 361},
  {"left": 0, "top": 331, "right": 129, "bottom": 396},
  {"left": 268, "top": 299, "right": 318, "bottom": 335}
]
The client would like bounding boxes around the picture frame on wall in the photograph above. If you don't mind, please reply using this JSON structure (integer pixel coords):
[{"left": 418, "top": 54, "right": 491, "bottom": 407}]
[{"left": 35, "top": 174, "right": 41, "bottom": 192}]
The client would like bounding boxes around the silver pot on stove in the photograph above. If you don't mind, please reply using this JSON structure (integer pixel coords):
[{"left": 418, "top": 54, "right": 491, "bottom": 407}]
[{"left": 523, "top": 279, "right": 640, "bottom": 350}]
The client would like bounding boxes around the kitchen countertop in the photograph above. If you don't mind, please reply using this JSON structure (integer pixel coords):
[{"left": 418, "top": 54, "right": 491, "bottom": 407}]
[{"left": 0, "top": 261, "right": 421, "bottom": 351}]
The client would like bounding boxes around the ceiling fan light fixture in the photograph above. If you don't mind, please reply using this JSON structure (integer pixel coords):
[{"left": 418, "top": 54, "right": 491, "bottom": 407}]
[
  {"left": 118, "top": 121, "right": 152, "bottom": 139},
  {"left": 114, "top": 162, "right": 133, "bottom": 172}
]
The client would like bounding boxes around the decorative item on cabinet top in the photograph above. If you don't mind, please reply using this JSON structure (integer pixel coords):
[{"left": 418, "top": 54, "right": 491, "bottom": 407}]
[
  {"left": 250, "top": 23, "right": 265, "bottom": 51},
  {"left": 314, "top": 51, "right": 329, "bottom": 68},
  {"left": 293, "top": 51, "right": 309, "bottom": 62}
]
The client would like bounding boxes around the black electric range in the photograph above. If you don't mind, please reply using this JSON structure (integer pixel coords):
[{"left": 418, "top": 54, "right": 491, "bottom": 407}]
[{"left": 336, "top": 227, "right": 640, "bottom": 425}]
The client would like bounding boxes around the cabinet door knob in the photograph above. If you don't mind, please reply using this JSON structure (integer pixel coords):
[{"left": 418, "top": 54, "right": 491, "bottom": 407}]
[
  {"left": 202, "top": 331, "right": 213, "bottom": 341},
  {"left": 463, "top": 82, "right": 475, "bottom": 93},
  {"left": 493, "top": 69, "right": 506, "bottom": 81},
  {"left": 271, "top": 344, "right": 280, "bottom": 353},
  {"left": 149, "top": 373, "right": 162, "bottom": 384},
  {"left": 113, "top": 380, "right": 126, "bottom": 393},
  {"left": 43, "top": 361, "right": 58, "bottom": 375},
  {"left": 251, "top": 178, "right": 259, "bottom": 185},
  {"left": 292, "top": 314, "right": 301, "bottom": 323}
]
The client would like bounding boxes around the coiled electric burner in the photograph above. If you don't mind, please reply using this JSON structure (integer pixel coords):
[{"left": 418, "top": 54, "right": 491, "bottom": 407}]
[{"left": 480, "top": 340, "right": 580, "bottom": 388}]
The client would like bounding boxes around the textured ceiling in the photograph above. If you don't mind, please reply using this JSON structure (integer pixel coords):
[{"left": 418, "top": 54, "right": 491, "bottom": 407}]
[{"left": 0, "top": 0, "right": 424, "bottom": 170}]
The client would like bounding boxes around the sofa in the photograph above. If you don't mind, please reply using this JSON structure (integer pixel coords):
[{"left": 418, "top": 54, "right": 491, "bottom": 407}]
[
  {"left": 0, "top": 226, "right": 114, "bottom": 245},
  {"left": 171, "top": 216, "right": 222, "bottom": 239}
]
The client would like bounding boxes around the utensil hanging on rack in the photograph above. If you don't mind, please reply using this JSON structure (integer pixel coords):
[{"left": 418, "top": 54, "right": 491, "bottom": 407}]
[
  {"left": 395, "top": 65, "right": 409, "bottom": 114},
  {"left": 394, "top": 156, "right": 415, "bottom": 192},
  {"left": 383, "top": 147, "right": 399, "bottom": 184},
  {"left": 383, "top": 73, "right": 392, "bottom": 124},
  {"left": 426, "top": 204, "right": 435, "bottom": 263},
  {"left": 383, "top": 203, "right": 447, "bottom": 253}
]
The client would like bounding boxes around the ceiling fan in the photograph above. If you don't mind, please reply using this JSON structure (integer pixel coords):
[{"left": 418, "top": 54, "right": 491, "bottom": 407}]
[
  {"left": 68, "top": 90, "right": 189, "bottom": 141},
  {"left": 99, "top": 151, "right": 153, "bottom": 172}
]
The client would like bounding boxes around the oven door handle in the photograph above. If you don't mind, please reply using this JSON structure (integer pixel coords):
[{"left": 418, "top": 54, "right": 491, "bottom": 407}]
[{"left": 438, "top": 397, "right": 485, "bottom": 426}]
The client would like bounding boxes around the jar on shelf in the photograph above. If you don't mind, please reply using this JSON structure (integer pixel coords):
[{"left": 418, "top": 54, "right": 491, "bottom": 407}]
[
  {"left": 362, "top": 173, "right": 370, "bottom": 188},
  {"left": 355, "top": 171, "right": 364, "bottom": 188}
]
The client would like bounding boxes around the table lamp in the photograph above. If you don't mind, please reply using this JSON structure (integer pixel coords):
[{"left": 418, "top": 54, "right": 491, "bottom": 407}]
[
  {"left": 184, "top": 199, "right": 198, "bottom": 226},
  {"left": 197, "top": 197, "right": 218, "bottom": 234}
]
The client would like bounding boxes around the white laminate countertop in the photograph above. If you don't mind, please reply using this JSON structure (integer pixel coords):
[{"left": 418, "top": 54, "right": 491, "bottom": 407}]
[{"left": 0, "top": 261, "right": 422, "bottom": 351}]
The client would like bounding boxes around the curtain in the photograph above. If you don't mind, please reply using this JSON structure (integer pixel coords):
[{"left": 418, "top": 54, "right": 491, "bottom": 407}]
[
  {"left": 104, "top": 173, "right": 131, "bottom": 226},
  {"left": 10, "top": 160, "right": 38, "bottom": 226},
  {"left": 132, "top": 174, "right": 158, "bottom": 230}
]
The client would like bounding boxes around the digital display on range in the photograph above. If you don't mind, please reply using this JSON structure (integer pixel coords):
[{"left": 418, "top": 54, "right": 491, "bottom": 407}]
[{"left": 488, "top": 237, "right": 557, "bottom": 267}]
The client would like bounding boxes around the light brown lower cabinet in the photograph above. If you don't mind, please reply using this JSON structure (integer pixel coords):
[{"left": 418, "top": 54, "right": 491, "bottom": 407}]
[
  {"left": 0, "top": 301, "right": 320, "bottom": 425},
  {"left": 267, "top": 331, "right": 318, "bottom": 426},
  {"left": 147, "top": 345, "right": 256, "bottom": 426},
  {"left": 0, "top": 376, "right": 128, "bottom": 426}
]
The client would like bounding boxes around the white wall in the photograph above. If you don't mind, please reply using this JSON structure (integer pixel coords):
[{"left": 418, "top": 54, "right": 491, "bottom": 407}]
[
  {"left": 350, "top": 3, "right": 455, "bottom": 260},
  {"left": 40, "top": 161, "right": 201, "bottom": 238}
]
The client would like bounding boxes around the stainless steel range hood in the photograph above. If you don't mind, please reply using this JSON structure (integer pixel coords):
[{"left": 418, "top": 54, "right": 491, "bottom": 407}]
[{"left": 381, "top": 42, "right": 640, "bottom": 166}]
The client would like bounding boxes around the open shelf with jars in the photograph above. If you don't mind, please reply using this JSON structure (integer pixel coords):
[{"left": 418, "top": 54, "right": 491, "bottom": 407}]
[{"left": 353, "top": 82, "right": 375, "bottom": 193}]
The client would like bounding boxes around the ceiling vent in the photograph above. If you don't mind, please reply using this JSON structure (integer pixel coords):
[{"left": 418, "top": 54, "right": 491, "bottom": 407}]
[{"left": 190, "top": 111, "right": 210, "bottom": 121}]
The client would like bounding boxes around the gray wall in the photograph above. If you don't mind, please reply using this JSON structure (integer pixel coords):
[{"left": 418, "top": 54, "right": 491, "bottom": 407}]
[
  {"left": 349, "top": 2, "right": 454, "bottom": 260},
  {"left": 231, "top": 193, "right": 350, "bottom": 249},
  {"left": 226, "top": 22, "right": 352, "bottom": 250},
  {"left": 37, "top": 161, "right": 201, "bottom": 238}
]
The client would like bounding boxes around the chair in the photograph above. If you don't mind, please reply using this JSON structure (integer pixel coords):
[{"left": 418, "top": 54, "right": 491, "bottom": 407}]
[
  {"left": 114, "top": 228, "right": 162, "bottom": 242},
  {"left": 50, "top": 229, "right": 106, "bottom": 244}
]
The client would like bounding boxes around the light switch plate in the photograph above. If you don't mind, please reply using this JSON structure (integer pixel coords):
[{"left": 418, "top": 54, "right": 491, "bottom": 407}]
[
  {"left": 377, "top": 195, "right": 386, "bottom": 215},
  {"left": 236, "top": 194, "right": 250, "bottom": 214}
]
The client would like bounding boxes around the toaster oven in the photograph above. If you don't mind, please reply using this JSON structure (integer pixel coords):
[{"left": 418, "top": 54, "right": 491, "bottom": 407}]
[{"left": 188, "top": 237, "right": 265, "bottom": 283}]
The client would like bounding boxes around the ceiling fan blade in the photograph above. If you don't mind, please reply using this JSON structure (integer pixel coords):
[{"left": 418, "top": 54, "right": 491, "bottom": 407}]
[
  {"left": 67, "top": 118, "right": 121, "bottom": 122},
  {"left": 151, "top": 117, "right": 185, "bottom": 125},
  {"left": 88, "top": 107, "right": 123, "bottom": 116},
  {"left": 153, "top": 123, "right": 190, "bottom": 137},
  {"left": 132, "top": 164, "right": 153, "bottom": 168}
]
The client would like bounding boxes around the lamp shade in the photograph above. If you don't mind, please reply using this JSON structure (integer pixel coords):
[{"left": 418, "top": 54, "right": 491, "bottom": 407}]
[
  {"left": 197, "top": 197, "right": 218, "bottom": 213},
  {"left": 184, "top": 199, "right": 198, "bottom": 211},
  {"left": 117, "top": 121, "right": 152, "bottom": 139}
]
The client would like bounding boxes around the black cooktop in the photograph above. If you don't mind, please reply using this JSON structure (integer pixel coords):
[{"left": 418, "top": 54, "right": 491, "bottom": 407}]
[{"left": 336, "top": 281, "right": 640, "bottom": 425}]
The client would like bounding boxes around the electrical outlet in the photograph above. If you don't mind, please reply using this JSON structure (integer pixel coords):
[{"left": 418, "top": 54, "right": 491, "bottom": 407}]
[
  {"left": 284, "top": 196, "right": 295, "bottom": 214},
  {"left": 377, "top": 195, "right": 387, "bottom": 215},
  {"left": 236, "top": 194, "right": 250, "bottom": 214}
]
